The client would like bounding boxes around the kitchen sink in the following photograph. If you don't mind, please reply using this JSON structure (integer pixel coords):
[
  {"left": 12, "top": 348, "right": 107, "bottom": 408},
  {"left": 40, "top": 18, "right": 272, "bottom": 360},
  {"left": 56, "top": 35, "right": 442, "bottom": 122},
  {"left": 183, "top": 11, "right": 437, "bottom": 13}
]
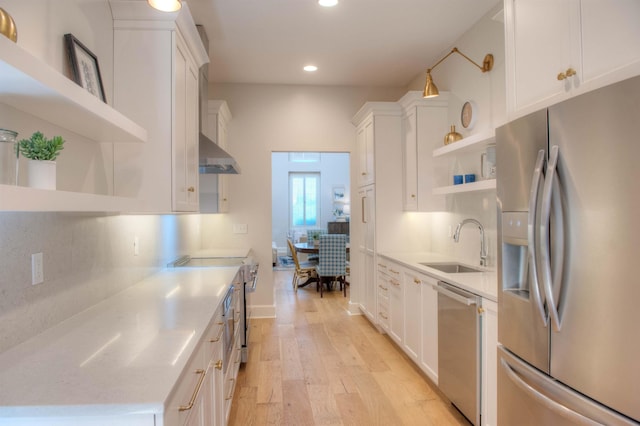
[{"left": 419, "top": 262, "right": 482, "bottom": 273}]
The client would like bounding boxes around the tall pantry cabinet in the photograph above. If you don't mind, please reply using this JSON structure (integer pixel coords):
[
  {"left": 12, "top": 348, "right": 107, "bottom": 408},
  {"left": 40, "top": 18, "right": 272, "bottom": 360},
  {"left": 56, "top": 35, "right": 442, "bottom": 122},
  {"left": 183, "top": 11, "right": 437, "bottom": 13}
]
[
  {"left": 111, "top": 2, "right": 208, "bottom": 212},
  {"left": 352, "top": 103, "right": 402, "bottom": 325}
]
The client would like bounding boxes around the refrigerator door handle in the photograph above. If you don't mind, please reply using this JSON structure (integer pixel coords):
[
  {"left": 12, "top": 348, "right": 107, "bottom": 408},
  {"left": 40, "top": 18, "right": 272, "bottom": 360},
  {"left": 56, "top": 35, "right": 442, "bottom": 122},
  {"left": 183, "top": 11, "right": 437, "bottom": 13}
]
[
  {"left": 528, "top": 149, "right": 548, "bottom": 326},
  {"left": 500, "top": 358, "right": 603, "bottom": 426},
  {"left": 540, "top": 145, "right": 563, "bottom": 332}
]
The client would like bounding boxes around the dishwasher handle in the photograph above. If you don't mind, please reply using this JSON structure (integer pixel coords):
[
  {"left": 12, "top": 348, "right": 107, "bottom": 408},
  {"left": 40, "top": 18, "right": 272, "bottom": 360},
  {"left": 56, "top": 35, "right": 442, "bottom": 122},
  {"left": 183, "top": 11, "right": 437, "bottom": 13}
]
[{"left": 434, "top": 281, "right": 478, "bottom": 306}]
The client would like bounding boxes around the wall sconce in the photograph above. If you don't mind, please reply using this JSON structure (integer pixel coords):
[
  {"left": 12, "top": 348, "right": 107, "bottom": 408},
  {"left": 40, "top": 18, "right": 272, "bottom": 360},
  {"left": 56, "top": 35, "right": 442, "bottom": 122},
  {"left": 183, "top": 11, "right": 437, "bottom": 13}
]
[
  {"left": 423, "top": 47, "right": 494, "bottom": 98},
  {"left": 148, "top": 0, "right": 182, "bottom": 12}
]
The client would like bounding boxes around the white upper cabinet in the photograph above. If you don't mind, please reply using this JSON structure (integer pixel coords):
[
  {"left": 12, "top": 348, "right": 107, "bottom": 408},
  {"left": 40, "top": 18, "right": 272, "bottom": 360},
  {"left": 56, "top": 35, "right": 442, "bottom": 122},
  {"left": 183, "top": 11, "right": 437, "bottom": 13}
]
[
  {"left": 505, "top": 0, "right": 640, "bottom": 118},
  {"left": 398, "top": 91, "right": 447, "bottom": 211},
  {"left": 356, "top": 117, "right": 375, "bottom": 187},
  {"left": 112, "top": 1, "right": 208, "bottom": 213}
]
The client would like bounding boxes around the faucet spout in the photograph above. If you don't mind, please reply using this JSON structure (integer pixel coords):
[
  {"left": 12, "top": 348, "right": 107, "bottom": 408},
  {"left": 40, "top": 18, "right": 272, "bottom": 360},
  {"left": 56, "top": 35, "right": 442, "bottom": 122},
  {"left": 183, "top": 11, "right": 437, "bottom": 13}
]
[{"left": 453, "top": 218, "right": 488, "bottom": 266}]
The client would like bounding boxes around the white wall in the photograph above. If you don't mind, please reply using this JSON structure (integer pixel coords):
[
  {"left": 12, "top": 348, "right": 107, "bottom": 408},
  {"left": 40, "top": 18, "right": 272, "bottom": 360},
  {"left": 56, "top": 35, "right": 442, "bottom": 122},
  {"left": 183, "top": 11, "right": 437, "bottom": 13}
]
[
  {"left": 271, "top": 152, "right": 350, "bottom": 252},
  {"left": 200, "top": 84, "right": 406, "bottom": 316}
]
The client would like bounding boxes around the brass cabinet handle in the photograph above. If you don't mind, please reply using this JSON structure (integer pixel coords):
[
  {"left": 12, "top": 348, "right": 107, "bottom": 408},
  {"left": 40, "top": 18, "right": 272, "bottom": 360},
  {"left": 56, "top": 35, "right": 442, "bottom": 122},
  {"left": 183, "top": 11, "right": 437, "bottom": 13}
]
[
  {"left": 378, "top": 284, "right": 388, "bottom": 291},
  {"left": 210, "top": 321, "right": 224, "bottom": 343},
  {"left": 379, "top": 312, "right": 388, "bottom": 320},
  {"left": 558, "top": 67, "right": 577, "bottom": 81},
  {"left": 225, "top": 379, "right": 236, "bottom": 401},
  {"left": 478, "top": 307, "right": 485, "bottom": 315},
  {"left": 361, "top": 172, "right": 366, "bottom": 176},
  {"left": 178, "top": 369, "right": 207, "bottom": 411},
  {"left": 214, "top": 360, "right": 223, "bottom": 370},
  {"left": 411, "top": 194, "right": 416, "bottom": 198},
  {"left": 390, "top": 279, "right": 400, "bottom": 287},
  {"left": 187, "top": 186, "right": 195, "bottom": 192},
  {"left": 413, "top": 278, "right": 421, "bottom": 285},
  {"left": 378, "top": 263, "right": 387, "bottom": 269}
]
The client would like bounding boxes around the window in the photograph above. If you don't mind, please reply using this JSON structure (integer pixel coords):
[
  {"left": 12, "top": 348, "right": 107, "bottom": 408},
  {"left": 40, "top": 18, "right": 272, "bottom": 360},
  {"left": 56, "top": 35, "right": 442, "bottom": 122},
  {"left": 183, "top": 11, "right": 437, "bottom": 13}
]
[
  {"left": 289, "top": 152, "right": 320, "bottom": 163},
  {"left": 290, "top": 172, "right": 320, "bottom": 227}
]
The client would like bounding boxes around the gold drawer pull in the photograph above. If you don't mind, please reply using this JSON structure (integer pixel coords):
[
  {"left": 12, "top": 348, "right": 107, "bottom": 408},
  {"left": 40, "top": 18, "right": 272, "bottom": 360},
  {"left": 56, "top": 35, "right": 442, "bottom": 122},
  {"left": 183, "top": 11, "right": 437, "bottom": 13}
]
[
  {"left": 210, "top": 322, "right": 224, "bottom": 343},
  {"left": 379, "top": 312, "right": 388, "bottom": 320},
  {"left": 378, "top": 284, "right": 388, "bottom": 291},
  {"left": 214, "top": 360, "right": 223, "bottom": 370},
  {"left": 178, "top": 369, "right": 206, "bottom": 412},
  {"left": 378, "top": 263, "right": 387, "bottom": 269},
  {"left": 389, "top": 269, "right": 399, "bottom": 274},
  {"left": 187, "top": 186, "right": 195, "bottom": 193},
  {"left": 390, "top": 279, "right": 400, "bottom": 287},
  {"left": 565, "top": 67, "right": 576, "bottom": 77},
  {"left": 413, "top": 278, "right": 421, "bottom": 285},
  {"left": 225, "top": 378, "right": 236, "bottom": 400}
]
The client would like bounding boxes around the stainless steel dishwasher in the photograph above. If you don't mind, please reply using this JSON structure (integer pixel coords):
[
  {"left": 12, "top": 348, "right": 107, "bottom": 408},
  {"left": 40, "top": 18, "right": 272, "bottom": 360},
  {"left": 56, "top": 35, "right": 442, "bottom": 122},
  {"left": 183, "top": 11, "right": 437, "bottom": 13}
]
[{"left": 436, "top": 280, "right": 481, "bottom": 425}]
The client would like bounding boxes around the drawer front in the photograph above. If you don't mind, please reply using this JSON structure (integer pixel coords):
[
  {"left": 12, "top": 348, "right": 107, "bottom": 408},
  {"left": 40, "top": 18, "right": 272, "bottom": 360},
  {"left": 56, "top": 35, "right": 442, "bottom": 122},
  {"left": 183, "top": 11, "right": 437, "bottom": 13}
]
[{"left": 204, "top": 310, "right": 224, "bottom": 365}]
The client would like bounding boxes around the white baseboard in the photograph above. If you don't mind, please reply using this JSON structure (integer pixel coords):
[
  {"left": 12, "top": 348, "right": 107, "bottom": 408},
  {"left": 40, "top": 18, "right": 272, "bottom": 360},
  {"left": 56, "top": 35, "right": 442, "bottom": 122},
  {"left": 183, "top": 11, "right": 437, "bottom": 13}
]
[
  {"left": 347, "top": 301, "right": 363, "bottom": 315},
  {"left": 249, "top": 304, "right": 276, "bottom": 319}
]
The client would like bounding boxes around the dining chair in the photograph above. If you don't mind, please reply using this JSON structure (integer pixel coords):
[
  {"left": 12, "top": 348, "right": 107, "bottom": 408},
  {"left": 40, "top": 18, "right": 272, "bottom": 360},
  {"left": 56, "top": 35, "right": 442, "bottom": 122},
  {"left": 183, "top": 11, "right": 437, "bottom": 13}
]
[
  {"left": 315, "top": 234, "right": 348, "bottom": 297},
  {"left": 287, "top": 239, "right": 317, "bottom": 293}
]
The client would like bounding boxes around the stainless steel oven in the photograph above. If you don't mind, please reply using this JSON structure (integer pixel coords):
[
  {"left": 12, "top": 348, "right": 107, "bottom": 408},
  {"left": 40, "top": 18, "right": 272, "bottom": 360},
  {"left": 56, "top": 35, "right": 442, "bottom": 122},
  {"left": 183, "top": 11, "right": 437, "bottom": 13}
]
[{"left": 222, "top": 286, "right": 234, "bottom": 374}]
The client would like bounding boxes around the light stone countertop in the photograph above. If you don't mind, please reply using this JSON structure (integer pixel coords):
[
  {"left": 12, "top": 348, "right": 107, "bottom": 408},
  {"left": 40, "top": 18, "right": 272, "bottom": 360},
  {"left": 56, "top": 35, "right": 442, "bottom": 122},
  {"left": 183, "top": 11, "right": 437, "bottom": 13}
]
[
  {"left": 378, "top": 252, "right": 498, "bottom": 301},
  {"left": 0, "top": 266, "right": 240, "bottom": 419}
]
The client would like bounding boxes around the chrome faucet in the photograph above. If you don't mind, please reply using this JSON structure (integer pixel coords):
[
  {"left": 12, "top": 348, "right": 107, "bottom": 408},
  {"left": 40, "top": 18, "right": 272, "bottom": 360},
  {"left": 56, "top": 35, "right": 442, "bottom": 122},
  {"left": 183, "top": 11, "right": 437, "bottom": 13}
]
[{"left": 453, "top": 218, "right": 488, "bottom": 267}]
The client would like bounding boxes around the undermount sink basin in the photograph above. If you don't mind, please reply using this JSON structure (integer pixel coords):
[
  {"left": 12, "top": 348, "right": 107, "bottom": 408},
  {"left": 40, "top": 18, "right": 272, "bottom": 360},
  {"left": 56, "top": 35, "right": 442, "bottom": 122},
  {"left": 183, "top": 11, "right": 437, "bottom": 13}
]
[{"left": 419, "top": 262, "right": 482, "bottom": 273}]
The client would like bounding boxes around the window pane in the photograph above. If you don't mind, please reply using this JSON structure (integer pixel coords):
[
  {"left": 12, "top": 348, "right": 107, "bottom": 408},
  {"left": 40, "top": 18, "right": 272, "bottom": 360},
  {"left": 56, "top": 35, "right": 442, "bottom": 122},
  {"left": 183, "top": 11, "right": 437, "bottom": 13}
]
[
  {"left": 305, "top": 177, "right": 317, "bottom": 226},
  {"left": 289, "top": 172, "right": 320, "bottom": 228},
  {"left": 291, "top": 177, "right": 304, "bottom": 226}
]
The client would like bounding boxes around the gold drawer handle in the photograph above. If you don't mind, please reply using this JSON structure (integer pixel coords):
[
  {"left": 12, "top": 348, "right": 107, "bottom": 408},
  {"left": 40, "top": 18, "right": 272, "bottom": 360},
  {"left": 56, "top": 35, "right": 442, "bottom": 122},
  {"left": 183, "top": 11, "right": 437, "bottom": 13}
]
[
  {"left": 210, "top": 321, "right": 224, "bottom": 343},
  {"left": 413, "top": 278, "right": 421, "bottom": 285},
  {"left": 378, "top": 284, "right": 388, "bottom": 291},
  {"left": 389, "top": 269, "right": 399, "bottom": 274},
  {"left": 378, "top": 263, "right": 387, "bottom": 269},
  {"left": 225, "top": 378, "right": 236, "bottom": 400},
  {"left": 178, "top": 369, "right": 206, "bottom": 412},
  {"left": 215, "top": 360, "right": 223, "bottom": 370},
  {"left": 565, "top": 67, "right": 576, "bottom": 77},
  {"left": 379, "top": 312, "right": 388, "bottom": 320},
  {"left": 411, "top": 194, "right": 416, "bottom": 198},
  {"left": 187, "top": 186, "right": 195, "bottom": 193},
  {"left": 391, "top": 279, "right": 400, "bottom": 287}
]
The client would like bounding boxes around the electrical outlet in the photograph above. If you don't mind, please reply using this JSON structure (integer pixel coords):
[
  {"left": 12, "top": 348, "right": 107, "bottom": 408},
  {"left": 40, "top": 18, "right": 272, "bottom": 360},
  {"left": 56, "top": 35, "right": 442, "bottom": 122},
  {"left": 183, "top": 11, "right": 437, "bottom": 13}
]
[
  {"left": 134, "top": 236, "right": 140, "bottom": 256},
  {"left": 32, "top": 252, "right": 44, "bottom": 285},
  {"left": 233, "top": 224, "right": 248, "bottom": 234}
]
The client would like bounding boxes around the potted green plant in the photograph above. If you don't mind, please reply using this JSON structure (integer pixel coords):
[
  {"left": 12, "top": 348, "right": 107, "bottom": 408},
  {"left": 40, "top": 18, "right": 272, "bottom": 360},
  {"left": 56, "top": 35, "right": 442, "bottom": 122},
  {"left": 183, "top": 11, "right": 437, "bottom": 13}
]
[{"left": 17, "top": 131, "right": 65, "bottom": 190}]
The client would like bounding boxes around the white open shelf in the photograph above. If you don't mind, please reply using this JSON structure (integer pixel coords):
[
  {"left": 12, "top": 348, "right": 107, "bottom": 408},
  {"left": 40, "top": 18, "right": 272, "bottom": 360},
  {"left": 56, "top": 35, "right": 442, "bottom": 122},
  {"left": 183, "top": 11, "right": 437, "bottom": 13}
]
[
  {"left": 0, "top": 36, "right": 147, "bottom": 144},
  {"left": 0, "top": 184, "right": 142, "bottom": 212},
  {"left": 433, "top": 128, "right": 495, "bottom": 158},
  {"left": 433, "top": 179, "right": 496, "bottom": 195}
]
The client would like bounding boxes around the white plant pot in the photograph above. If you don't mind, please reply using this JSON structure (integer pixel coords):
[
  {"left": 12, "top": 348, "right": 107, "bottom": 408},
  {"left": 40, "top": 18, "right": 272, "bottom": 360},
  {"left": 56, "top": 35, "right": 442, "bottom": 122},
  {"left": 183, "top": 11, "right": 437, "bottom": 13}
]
[{"left": 26, "top": 160, "right": 56, "bottom": 190}]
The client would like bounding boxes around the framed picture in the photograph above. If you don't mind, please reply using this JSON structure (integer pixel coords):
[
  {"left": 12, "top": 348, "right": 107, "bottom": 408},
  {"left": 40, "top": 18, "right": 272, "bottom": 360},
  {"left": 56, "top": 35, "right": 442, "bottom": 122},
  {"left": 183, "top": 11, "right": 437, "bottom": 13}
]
[
  {"left": 64, "top": 33, "right": 106, "bottom": 102},
  {"left": 332, "top": 186, "right": 345, "bottom": 201}
]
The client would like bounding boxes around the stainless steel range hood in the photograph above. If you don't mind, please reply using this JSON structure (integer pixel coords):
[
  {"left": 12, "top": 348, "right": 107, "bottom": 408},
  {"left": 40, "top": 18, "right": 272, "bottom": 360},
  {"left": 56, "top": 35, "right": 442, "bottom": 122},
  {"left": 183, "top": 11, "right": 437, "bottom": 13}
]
[{"left": 199, "top": 132, "right": 241, "bottom": 174}]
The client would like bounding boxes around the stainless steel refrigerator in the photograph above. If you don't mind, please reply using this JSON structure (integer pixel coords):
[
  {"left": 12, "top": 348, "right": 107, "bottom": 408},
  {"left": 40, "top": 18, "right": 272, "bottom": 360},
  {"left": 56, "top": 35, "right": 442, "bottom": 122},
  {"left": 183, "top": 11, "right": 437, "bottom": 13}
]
[{"left": 496, "top": 75, "right": 640, "bottom": 425}]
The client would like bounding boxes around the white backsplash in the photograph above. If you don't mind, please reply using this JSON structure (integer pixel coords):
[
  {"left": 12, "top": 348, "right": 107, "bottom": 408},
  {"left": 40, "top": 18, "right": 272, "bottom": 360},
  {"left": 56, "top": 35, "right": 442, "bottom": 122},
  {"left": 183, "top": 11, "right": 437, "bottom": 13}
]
[{"left": 0, "top": 212, "right": 201, "bottom": 354}]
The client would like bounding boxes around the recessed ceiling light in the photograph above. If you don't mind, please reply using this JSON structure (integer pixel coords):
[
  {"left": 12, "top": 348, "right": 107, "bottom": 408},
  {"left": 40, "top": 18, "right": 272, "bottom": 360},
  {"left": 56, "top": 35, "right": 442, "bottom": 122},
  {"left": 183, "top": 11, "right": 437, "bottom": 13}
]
[
  {"left": 318, "top": 0, "right": 338, "bottom": 7},
  {"left": 303, "top": 65, "right": 318, "bottom": 72}
]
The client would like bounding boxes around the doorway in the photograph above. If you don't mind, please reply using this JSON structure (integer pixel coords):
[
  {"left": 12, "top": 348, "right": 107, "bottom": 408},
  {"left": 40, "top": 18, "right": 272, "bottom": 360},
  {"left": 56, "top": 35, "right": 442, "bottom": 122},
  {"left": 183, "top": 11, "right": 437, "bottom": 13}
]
[{"left": 271, "top": 151, "right": 350, "bottom": 268}]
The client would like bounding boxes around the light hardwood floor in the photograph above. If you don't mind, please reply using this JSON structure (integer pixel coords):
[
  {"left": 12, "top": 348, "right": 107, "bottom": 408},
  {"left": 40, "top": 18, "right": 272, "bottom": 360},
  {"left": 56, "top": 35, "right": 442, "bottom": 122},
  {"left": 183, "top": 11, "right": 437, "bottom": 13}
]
[{"left": 228, "top": 270, "right": 469, "bottom": 426}]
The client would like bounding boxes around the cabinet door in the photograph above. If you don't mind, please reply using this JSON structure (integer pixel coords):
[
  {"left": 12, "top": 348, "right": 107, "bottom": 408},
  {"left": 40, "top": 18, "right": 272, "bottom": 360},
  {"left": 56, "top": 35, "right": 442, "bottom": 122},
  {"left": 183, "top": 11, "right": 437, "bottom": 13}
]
[
  {"left": 172, "top": 37, "right": 199, "bottom": 212},
  {"left": 402, "top": 109, "right": 418, "bottom": 211},
  {"left": 506, "top": 0, "right": 581, "bottom": 114},
  {"left": 581, "top": 0, "right": 640, "bottom": 86},
  {"left": 481, "top": 299, "right": 498, "bottom": 426},
  {"left": 217, "top": 116, "right": 230, "bottom": 213},
  {"left": 420, "top": 274, "right": 438, "bottom": 384},
  {"left": 403, "top": 271, "right": 421, "bottom": 362},
  {"left": 356, "top": 118, "right": 375, "bottom": 187}
]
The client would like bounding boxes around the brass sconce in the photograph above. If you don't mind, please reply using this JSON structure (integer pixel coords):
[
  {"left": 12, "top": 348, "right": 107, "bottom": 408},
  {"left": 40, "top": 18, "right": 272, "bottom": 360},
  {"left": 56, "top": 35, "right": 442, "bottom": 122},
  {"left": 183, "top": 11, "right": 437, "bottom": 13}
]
[
  {"left": 148, "top": 0, "right": 182, "bottom": 12},
  {"left": 423, "top": 47, "right": 494, "bottom": 98}
]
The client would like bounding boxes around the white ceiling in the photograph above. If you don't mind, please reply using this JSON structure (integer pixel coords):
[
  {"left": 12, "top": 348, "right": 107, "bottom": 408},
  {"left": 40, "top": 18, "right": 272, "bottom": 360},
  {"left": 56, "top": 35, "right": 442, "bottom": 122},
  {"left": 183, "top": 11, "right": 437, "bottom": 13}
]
[{"left": 187, "top": 0, "right": 500, "bottom": 87}]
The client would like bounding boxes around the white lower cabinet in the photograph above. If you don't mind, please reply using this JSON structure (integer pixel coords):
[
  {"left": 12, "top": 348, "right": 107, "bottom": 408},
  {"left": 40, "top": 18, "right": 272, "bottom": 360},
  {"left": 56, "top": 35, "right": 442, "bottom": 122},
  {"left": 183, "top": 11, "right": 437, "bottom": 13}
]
[
  {"left": 402, "top": 270, "right": 422, "bottom": 362},
  {"left": 419, "top": 273, "right": 439, "bottom": 384},
  {"left": 481, "top": 299, "right": 498, "bottom": 426}
]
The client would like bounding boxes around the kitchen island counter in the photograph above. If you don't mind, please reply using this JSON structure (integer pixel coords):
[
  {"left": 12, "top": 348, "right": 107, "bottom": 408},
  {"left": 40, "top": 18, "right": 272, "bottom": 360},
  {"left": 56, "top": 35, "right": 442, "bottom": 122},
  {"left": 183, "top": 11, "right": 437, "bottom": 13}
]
[
  {"left": 0, "top": 266, "right": 239, "bottom": 421},
  {"left": 378, "top": 251, "right": 497, "bottom": 301}
]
